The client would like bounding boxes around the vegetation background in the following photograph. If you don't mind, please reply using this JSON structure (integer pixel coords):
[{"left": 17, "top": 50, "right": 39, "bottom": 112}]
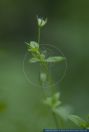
[{"left": 0, "top": 0, "right": 89, "bottom": 131}]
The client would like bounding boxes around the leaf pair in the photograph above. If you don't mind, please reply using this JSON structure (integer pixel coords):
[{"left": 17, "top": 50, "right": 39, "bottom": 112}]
[
  {"left": 29, "top": 56, "right": 65, "bottom": 63},
  {"left": 69, "top": 115, "right": 87, "bottom": 128},
  {"left": 26, "top": 41, "right": 66, "bottom": 63},
  {"left": 43, "top": 92, "right": 87, "bottom": 128}
]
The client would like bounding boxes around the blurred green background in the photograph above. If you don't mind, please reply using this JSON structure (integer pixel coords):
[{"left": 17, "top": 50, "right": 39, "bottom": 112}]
[{"left": 0, "top": 0, "right": 89, "bottom": 131}]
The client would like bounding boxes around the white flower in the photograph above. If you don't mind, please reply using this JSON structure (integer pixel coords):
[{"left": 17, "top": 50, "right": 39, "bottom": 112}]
[{"left": 37, "top": 17, "right": 47, "bottom": 27}]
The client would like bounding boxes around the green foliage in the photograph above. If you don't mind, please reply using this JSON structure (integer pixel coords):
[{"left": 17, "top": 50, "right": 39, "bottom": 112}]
[
  {"left": 27, "top": 42, "right": 65, "bottom": 64},
  {"left": 69, "top": 115, "right": 86, "bottom": 127},
  {"left": 29, "top": 57, "right": 40, "bottom": 63},
  {"left": 43, "top": 92, "right": 61, "bottom": 109},
  {"left": 80, "top": 116, "right": 89, "bottom": 129},
  {"left": 43, "top": 92, "right": 72, "bottom": 122},
  {"left": 46, "top": 56, "right": 66, "bottom": 63},
  {"left": 54, "top": 106, "right": 71, "bottom": 121},
  {"left": 26, "top": 41, "right": 39, "bottom": 53},
  {"left": 29, "top": 56, "right": 65, "bottom": 63},
  {"left": 26, "top": 17, "right": 89, "bottom": 129}
]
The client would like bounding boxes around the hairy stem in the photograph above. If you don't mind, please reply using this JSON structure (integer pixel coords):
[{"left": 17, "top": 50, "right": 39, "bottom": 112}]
[{"left": 38, "top": 27, "right": 41, "bottom": 44}]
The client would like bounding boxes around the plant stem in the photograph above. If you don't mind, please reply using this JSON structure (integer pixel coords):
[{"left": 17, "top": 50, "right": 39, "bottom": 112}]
[
  {"left": 39, "top": 48, "right": 60, "bottom": 128},
  {"left": 38, "top": 26, "right": 41, "bottom": 44},
  {"left": 37, "top": 24, "right": 60, "bottom": 129},
  {"left": 52, "top": 111, "right": 59, "bottom": 129}
]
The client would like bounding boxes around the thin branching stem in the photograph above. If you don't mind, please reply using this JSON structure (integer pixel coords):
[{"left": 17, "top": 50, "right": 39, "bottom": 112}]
[
  {"left": 38, "top": 26, "right": 41, "bottom": 44},
  {"left": 37, "top": 18, "right": 60, "bottom": 129}
]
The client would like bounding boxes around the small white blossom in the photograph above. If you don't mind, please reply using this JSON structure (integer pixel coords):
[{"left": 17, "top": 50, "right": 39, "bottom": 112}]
[{"left": 37, "top": 17, "right": 47, "bottom": 27}]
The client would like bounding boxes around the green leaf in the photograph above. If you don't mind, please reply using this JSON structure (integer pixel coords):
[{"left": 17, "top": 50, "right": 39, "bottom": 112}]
[
  {"left": 29, "top": 58, "right": 40, "bottom": 63},
  {"left": 51, "top": 93, "right": 61, "bottom": 108},
  {"left": 46, "top": 56, "right": 66, "bottom": 63},
  {"left": 43, "top": 92, "right": 61, "bottom": 109},
  {"left": 29, "top": 54, "right": 46, "bottom": 63},
  {"left": 29, "top": 41, "right": 39, "bottom": 49},
  {"left": 53, "top": 106, "right": 72, "bottom": 121},
  {"left": 69, "top": 115, "right": 86, "bottom": 127},
  {"left": 40, "top": 53, "right": 45, "bottom": 60}
]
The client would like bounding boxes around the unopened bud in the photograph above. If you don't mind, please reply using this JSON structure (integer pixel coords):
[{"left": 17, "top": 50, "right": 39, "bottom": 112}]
[{"left": 40, "top": 72, "right": 47, "bottom": 82}]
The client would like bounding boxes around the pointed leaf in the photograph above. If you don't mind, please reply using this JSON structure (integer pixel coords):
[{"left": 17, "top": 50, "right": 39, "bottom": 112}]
[
  {"left": 30, "top": 41, "right": 39, "bottom": 49},
  {"left": 46, "top": 56, "right": 66, "bottom": 63},
  {"left": 69, "top": 115, "right": 86, "bottom": 127},
  {"left": 29, "top": 58, "right": 40, "bottom": 63},
  {"left": 54, "top": 106, "right": 72, "bottom": 121}
]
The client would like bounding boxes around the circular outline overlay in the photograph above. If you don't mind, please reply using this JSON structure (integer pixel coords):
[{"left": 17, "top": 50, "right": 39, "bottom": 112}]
[{"left": 22, "top": 44, "right": 67, "bottom": 87}]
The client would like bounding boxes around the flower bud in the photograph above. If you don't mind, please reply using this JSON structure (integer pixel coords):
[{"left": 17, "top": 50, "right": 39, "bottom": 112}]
[{"left": 40, "top": 72, "right": 47, "bottom": 82}]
